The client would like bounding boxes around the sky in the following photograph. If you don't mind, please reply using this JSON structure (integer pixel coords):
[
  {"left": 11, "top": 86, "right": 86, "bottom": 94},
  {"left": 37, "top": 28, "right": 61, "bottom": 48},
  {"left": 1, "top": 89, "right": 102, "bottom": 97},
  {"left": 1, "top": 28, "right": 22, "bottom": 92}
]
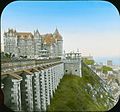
[{"left": 1, "top": 1, "right": 120, "bottom": 58}]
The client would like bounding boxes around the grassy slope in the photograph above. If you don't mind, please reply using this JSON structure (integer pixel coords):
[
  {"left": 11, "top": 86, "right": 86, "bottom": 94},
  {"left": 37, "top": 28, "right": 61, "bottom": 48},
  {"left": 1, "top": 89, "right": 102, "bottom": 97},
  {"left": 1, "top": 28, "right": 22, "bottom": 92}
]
[{"left": 47, "top": 63, "right": 114, "bottom": 111}]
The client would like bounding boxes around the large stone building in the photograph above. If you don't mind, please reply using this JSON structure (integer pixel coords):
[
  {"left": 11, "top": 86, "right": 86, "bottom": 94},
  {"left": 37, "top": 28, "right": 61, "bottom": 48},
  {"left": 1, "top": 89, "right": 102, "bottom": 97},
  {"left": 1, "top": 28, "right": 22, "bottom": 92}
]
[
  {"left": 4, "top": 28, "right": 63, "bottom": 59},
  {"left": 2, "top": 28, "right": 83, "bottom": 111}
]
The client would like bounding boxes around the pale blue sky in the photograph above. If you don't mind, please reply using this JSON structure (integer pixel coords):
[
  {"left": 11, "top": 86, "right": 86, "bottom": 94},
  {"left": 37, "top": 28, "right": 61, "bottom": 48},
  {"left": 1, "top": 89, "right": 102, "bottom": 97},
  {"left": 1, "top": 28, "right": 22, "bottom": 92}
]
[{"left": 1, "top": 1, "right": 120, "bottom": 57}]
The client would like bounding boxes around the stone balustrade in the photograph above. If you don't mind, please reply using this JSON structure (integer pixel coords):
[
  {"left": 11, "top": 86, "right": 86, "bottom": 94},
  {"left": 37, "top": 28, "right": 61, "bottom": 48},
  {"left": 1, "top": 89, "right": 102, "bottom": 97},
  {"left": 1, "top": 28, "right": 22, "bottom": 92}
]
[{"left": 1, "top": 58, "right": 61, "bottom": 73}]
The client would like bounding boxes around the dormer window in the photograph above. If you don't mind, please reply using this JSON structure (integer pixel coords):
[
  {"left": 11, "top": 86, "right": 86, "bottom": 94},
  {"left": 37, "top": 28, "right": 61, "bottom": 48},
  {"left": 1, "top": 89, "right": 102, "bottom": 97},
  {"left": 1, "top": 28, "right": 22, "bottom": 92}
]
[{"left": 24, "top": 35, "right": 27, "bottom": 38}]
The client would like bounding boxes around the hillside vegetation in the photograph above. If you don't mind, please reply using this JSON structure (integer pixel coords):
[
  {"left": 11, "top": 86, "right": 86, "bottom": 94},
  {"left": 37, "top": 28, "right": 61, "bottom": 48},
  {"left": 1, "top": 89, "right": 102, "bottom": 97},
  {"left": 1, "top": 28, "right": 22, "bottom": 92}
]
[
  {"left": 101, "top": 66, "right": 113, "bottom": 74},
  {"left": 83, "top": 58, "right": 94, "bottom": 65},
  {"left": 47, "top": 63, "right": 114, "bottom": 111}
]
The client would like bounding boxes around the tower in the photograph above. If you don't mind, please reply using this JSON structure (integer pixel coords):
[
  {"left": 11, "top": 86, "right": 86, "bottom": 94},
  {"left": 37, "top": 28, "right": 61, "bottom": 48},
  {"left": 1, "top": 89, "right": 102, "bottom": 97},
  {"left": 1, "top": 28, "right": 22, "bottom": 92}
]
[
  {"left": 4, "top": 28, "right": 18, "bottom": 57},
  {"left": 53, "top": 28, "right": 63, "bottom": 58},
  {"left": 34, "top": 29, "right": 42, "bottom": 58},
  {"left": 64, "top": 52, "right": 82, "bottom": 77}
]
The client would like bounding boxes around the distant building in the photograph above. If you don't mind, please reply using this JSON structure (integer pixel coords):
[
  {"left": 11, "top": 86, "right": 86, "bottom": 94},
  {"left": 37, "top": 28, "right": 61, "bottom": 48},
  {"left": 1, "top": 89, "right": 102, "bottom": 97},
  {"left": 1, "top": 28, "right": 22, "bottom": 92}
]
[
  {"left": 107, "top": 60, "right": 113, "bottom": 66},
  {"left": 99, "top": 62, "right": 103, "bottom": 66},
  {"left": 3, "top": 28, "right": 63, "bottom": 59}
]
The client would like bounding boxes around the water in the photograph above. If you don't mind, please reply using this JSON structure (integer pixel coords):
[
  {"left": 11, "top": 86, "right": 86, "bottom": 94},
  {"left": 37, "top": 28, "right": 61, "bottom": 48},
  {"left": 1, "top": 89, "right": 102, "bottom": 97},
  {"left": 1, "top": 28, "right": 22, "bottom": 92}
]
[{"left": 94, "top": 56, "right": 120, "bottom": 66}]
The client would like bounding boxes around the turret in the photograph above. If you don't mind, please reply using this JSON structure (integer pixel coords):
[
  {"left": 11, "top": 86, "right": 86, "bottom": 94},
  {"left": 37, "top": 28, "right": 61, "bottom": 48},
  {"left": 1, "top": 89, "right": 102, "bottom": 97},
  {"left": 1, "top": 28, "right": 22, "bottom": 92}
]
[
  {"left": 34, "top": 29, "right": 40, "bottom": 37},
  {"left": 34, "top": 29, "right": 42, "bottom": 58},
  {"left": 64, "top": 52, "right": 82, "bottom": 77},
  {"left": 4, "top": 28, "right": 17, "bottom": 56},
  {"left": 53, "top": 28, "right": 63, "bottom": 57},
  {"left": 53, "top": 28, "right": 62, "bottom": 41}
]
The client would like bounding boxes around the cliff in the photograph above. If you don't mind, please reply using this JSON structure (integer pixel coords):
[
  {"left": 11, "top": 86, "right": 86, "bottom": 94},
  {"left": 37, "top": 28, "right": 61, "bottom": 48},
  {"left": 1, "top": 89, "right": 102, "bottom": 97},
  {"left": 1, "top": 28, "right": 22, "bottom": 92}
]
[{"left": 47, "top": 62, "right": 115, "bottom": 111}]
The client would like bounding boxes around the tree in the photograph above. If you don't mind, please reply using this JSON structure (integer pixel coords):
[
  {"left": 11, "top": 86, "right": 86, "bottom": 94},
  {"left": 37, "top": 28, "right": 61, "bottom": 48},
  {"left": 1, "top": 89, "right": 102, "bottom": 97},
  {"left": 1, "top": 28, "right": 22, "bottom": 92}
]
[
  {"left": 101, "top": 66, "right": 113, "bottom": 74},
  {"left": 83, "top": 58, "right": 94, "bottom": 65}
]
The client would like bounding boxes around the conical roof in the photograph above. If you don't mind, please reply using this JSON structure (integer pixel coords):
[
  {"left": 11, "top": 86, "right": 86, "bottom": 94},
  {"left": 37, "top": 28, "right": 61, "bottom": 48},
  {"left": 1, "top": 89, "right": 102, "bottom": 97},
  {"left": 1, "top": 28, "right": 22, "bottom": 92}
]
[{"left": 53, "top": 28, "right": 62, "bottom": 41}]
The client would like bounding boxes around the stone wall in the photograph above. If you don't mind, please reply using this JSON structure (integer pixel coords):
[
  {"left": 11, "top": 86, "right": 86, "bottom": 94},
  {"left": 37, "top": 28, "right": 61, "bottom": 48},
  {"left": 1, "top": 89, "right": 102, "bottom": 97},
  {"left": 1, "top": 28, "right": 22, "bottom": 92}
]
[
  {"left": 64, "top": 60, "right": 82, "bottom": 77},
  {"left": 2, "top": 62, "right": 64, "bottom": 111}
]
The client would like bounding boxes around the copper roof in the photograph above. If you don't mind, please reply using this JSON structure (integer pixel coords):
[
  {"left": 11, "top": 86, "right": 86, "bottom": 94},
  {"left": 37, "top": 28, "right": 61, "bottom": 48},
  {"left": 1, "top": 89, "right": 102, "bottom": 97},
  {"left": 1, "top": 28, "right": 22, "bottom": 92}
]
[
  {"left": 43, "top": 33, "right": 55, "bottom": 45},
  {"left": 17, "top": 32, "right": 34, "bottom": 39},
  {"left": 4, "top": 28, "right": 62, "bottom": 42}
]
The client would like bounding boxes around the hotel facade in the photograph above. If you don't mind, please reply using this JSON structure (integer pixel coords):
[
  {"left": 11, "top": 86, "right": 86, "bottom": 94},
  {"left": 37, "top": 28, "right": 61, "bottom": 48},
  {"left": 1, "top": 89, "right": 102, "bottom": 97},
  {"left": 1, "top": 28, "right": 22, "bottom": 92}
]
[{"left": 3, "top": 28, "right": 63, "bottom": 59}]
